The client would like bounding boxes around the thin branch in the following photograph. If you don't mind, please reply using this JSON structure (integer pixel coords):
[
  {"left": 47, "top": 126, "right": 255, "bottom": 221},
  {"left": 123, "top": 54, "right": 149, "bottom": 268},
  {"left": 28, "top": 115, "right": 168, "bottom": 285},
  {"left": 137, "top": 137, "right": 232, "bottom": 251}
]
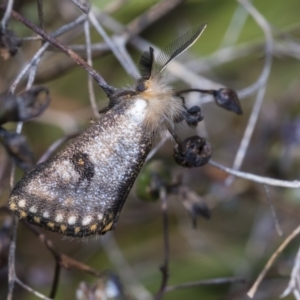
[
  {"left": 16, "top": 278, "right": 52, "bottom": 300},
  {"left": 9, "top": 14, "right": 87, "bottom": 93},
  {"left": 103, "top": 0, "right": 128, "bottom": 14},
  {"left": 154, "top": 187, "right": 170, "bottom": 300},
  {"left": 281, "top": 246, "right": 300, "bottom": 298},
  {"left": 263, "top": 185, "right": 283, "bottom": 236},
  {"left": 209, "top": 159, "right": 300, "bottom": 188},
  {"left": 89, "top": 12, "right": 139, "bottom": 79},
  {"left": 97, "top": 11, "right": 223, "bottom": 91},
  {"left": 49, "top": 261, "right": 60, "bottom": 299},
  {"left": 25, "top": 224, "right": 102, "bottom": 277},
  {"left": 21, "top": 36, "right": 42, "bottom": 41},
  {"left": 226, "top": 0, "right": 273, "bottom": 185},
  {"left": 69, "top": 0, "right": 90, "bottom": 14},
  {"left": 219, "top": 2, "right": 249, "bottom": 48},
  {"left": 0, "top": 6, "right": 114, "bottom": 95},
  {"left": 1, "top": 0, "right": 14, "bottom": 31},
  {"left": 34, "top": 0, "right": 184, "bottom": 84},
  {"left": 84, "top": 18, "right": 99, "bottom": 117},
  {"left": 145, "top": 135, "right": 168, "bottom": 163},
  {"left": 122, "top": 0, "right": 185, "bottom": 41},
  {"left": 7, "top": 216, "right": 18, "bottom": 300},
  {"left": 247, "top": 224, "right": 300, "bottom": 298},
  {"left": 38, "top": 135, "right": 79, "bottom": 165},
  {"left": 100, "top": 233, "right": 152, "bottom": 300},
  {"left": 37, "top": 0, "right": 44, "bottom": 30},
  {"left": 7, "top": 121, "right": 23, "bottom": 300},
  {"left": 165, "top": 277, "right": 245, "bottom": 292}
]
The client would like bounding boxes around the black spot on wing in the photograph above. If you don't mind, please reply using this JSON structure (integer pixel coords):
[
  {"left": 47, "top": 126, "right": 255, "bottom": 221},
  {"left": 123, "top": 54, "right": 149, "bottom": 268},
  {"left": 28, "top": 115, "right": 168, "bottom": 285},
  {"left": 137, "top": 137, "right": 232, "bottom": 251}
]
[{"left": 71, "top": 152, "right": 95, "bottom": 183}]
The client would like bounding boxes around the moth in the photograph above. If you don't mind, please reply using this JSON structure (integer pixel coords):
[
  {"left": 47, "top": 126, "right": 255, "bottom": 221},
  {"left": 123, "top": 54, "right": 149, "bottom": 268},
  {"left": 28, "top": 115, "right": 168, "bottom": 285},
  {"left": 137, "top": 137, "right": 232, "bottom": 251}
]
[{"left": 8, "top": 24, "right": 209, "bottom": 237}]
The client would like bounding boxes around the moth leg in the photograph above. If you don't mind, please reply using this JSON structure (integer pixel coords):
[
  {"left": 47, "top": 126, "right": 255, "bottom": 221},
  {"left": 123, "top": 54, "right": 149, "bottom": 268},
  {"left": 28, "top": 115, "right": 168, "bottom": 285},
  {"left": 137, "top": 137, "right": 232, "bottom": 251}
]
[{"left": 182, "top": 106, "right": 203, "bottom": 126}]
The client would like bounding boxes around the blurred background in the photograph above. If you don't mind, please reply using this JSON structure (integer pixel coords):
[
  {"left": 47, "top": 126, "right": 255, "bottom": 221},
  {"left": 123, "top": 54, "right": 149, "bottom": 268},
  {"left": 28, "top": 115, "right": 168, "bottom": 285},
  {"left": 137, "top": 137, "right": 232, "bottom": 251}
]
[{"left": 1, "top": 0, "right": 300, "bottom": 299}]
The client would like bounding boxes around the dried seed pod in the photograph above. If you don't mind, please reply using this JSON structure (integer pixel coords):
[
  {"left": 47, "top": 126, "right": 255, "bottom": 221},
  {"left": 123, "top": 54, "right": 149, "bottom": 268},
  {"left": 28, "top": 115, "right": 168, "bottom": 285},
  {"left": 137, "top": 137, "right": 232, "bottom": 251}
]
[
  {"left": 0, "top": 87, "right": 50, "bottom": 125},
  {"left": 174, "top": 136, "right": 212, "bottom": 168},
  {"left": 0, "top": 28, "right": 22, "bottom": 60},
  {"left": 213, "top": 88, "right": 242, "bottom": 115},
  {"left": 0, "top": 128, "right": 34, "bottom": 171}
]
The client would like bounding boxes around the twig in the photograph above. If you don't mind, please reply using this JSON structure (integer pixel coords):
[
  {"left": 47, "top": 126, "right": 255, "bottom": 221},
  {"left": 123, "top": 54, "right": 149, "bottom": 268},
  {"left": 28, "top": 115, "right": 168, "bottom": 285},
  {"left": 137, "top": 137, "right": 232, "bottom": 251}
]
[
  {"left": 263, "top": 185, "right": 283, "bottom": 236},
  {"left": 100, "top": 234, "right": 152, "bottom": 300},
  {"left": 7, "top": 16, "right": 55, "bottom": 296},
  {"left": 69, "top": 0, "right": 90, "bottom": 14},
  {"left": 34, "top": 0, "right": 184, "bottom": 84},
  {"left": 154, "top": 187, "right": 170, "bottom": 300},
  {"left": 9, "top": 14, "right": 87, "bottom": 93},
  {"left": 247, "top": 224, "right": 300, "bottom": 298},
  {"left": 165, "top": 277, "right": 245, "bottom": 292},
  {"left": 25, "top": 224, "right": 102, "bottom": 277},
  {"left": 145, "top": 135, "right": 168, "bottom": 163},
  {"left": 7, "top": 121, "right": 23, "bottom": 300},
  {"left": 226, "top": 0, "right": 273, "bottom": 185},
  {"left": 219, "top": 2, "right": 249, "bottom": 48},
  {"left": 26, "top": 57, "right": 40, "bottom": 89},
  {"left": 21, "top": 36, "right": 42, "bottom": 41},
  {"left": 16, "top": 278, "right": 52, "bottom": 300},
  {"left": 97, "top": 11, "right": 223, "bottom": 91},
  {"left": 84, "top": 18, "right": 99, "bottom": 117},
  {"left": 7, "top": 215, "right": 18, "bottom": 300},
  {"left": 103, "top": 0, "right": 128, "bottom": 14},
  {"left": 37, "top": 0, "right": 44, "bottom": 30},
  {"left": 49, "top": 261, "right": 60, "bottom": 299},
  {"left": 1, "top": 0, "right": 14, "bottom": 31},
  {"left": 209, "top": 159, "right": 300, "bottom": 188},
  {"left": 89, "top": 12, "right": 140, "bottom": 79},
  {"left": 281, "top": 246, "right": 300, "bottom": 298},
  {"left": 0, "top": 6, "right": 114, "bottom": 96},
  {"left": 38, "top": 134, "right": 79, "bottom": 164},
  {"left": 122, "top": 0, "right": 185, "bottom": 41}
]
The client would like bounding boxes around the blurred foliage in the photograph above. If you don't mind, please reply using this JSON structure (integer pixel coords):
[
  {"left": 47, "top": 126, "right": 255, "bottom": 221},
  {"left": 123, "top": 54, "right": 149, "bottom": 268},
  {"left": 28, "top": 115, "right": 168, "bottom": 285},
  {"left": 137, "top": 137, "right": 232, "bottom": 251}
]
[{"left": 1, "top": 0, "right": 300, "bottom": 300}]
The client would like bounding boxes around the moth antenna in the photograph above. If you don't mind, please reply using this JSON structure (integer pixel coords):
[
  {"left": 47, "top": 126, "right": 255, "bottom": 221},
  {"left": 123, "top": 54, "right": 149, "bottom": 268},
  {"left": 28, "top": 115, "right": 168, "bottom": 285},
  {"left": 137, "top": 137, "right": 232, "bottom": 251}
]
[
  {"left": 138, "top": 47, "right": 154, "bottom": 80},
  {"left": 154, "top": 23, "right": 207, "bottom": 74}
]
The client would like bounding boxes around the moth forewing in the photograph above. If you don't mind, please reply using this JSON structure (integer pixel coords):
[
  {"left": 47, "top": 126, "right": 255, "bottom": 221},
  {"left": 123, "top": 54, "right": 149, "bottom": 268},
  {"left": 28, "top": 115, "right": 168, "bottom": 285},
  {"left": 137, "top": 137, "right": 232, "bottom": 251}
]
[{"left": 9, "top": 99, "right": 152, "bottom": 237}]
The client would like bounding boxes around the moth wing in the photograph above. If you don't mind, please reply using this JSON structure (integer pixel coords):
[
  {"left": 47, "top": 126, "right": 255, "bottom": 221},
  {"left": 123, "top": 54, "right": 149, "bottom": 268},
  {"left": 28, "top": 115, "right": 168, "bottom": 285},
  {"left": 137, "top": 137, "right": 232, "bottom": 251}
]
[{"left": 8, "top": 152, "right": 115, "bottom": 237}]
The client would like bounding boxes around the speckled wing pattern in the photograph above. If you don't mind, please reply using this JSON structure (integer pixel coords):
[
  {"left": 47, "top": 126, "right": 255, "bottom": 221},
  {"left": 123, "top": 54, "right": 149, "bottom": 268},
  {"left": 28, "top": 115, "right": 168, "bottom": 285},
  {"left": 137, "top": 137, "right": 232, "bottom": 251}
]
[{"left": 8, "top": 100, "right": 152, "bottom": 237}]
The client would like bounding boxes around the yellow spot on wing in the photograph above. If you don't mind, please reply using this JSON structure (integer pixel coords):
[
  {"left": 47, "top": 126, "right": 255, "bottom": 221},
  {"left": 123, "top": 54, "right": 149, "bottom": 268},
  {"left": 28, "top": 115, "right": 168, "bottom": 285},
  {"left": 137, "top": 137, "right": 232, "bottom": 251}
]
[
  {"left": 10, "top": 202, "right": 17, "bottom": 210},
  {"left": 34, "top": 217, "right": 41, "bottom": 223},
  {"left": 74, "top": 227, "right": 80, "bottom": 234},
  {"left": 60, "top": 225, "right": 67, "bottom": 233},
  {"left": 90, "top": 224, "right": 97, "bottom": 232},
  {"left": 20, "top": 211, "right": 27, "bottom": 218},
  {"left": 47, "top": 222, "right": 54, "bottom": 228},
  {"left": 102, "top": 221, "right": 113, "bottom": 233}
]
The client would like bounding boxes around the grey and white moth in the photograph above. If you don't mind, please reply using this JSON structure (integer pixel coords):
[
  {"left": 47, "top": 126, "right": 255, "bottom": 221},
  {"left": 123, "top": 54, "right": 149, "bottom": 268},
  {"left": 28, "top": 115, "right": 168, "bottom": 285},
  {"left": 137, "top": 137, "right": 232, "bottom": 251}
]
[{"left": 8, "top": 24, "right": 207, "bottom": 237}]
